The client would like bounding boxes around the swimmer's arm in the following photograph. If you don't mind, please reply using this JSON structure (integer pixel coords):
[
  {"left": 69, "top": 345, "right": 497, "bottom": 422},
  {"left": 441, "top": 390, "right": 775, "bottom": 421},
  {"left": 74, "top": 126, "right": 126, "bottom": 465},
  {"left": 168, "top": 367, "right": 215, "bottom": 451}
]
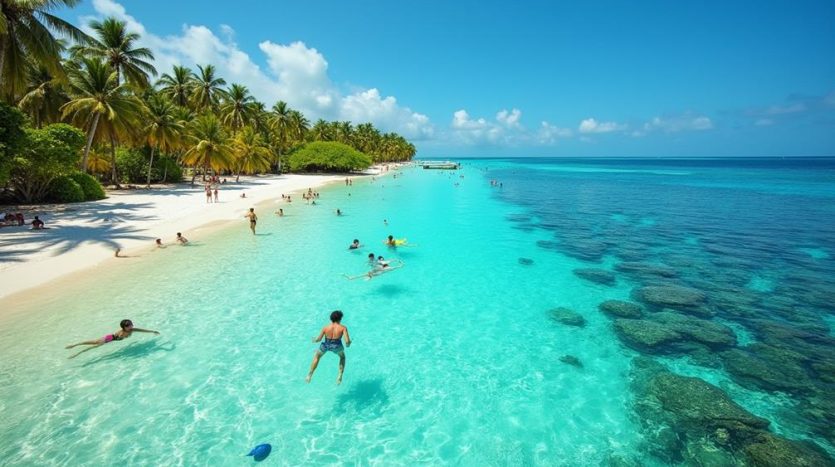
[
  {"left": 312, "top": 328, "right": 325, "bottom": 343},
  {"left": 343, "top": 327, "right": 351, "bottom": 347},
  {"left": 133, "top": 328, "right": 160, "bottom": 335}
]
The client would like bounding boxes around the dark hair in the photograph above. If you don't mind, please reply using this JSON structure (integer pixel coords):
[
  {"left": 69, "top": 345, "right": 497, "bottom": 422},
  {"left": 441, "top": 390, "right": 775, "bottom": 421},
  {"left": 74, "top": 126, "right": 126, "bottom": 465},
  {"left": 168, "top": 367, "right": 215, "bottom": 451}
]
[
  {"left": 377, "top": 255, "right": 384, "bottom": 260},
  {"left": 388, "top": 235, "right": 393, "bottom": 240},
  {"left": 120, "top": 319, "right": 133, "bottom": 329},
  {"left": 330, "top": 310, "right": 343, "bottom": 322},
  {"left": 368, "top": 253, "right": 375, "bottom": 258},
  {"left": 353, "top": 239, "right": 359, "bottom": 243},
  {"left": 177, "top": 232, "right": 182, "bottom": 236}
]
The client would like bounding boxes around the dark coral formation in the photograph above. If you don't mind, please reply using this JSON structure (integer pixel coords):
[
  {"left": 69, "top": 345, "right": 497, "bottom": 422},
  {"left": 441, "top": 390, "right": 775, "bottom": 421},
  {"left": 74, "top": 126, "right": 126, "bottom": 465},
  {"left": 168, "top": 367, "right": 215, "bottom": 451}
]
[
  {"left": 598, "top": 300, "right": 643, "bottom": 319},
  {"left": 573, "top": 268, "right": 616, "bottom": 286},
  {"left": 548, "top": 307, "right": 586, "bottom": 327},
  {"left": 559, "top": 355, "right": 583, "bottom": 368},
  {"left": 631, "top": 359, "right": 834, "bottom": 466}
]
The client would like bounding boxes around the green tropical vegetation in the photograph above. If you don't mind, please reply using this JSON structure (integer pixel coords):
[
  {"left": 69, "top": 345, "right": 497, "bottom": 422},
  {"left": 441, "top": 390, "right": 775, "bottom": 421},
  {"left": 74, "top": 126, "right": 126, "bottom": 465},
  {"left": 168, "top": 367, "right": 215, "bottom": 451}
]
[
  {"left": 0, "top": 4, "right": 416, "bottom": 204},
  {"left": 288, "top": 141, "right": 373, "bottom": 172}
]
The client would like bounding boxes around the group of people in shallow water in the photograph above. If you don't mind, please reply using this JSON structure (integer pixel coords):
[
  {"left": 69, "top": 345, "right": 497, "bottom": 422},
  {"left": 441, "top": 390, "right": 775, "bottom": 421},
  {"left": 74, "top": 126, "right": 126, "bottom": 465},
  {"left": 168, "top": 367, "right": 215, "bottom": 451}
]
[
  {"left": 66, "top": 312, "right": 352, "bottom": 384},
  {"left": 2, "top": 212, "right": 46, "bottom": 229},
  {"left": 66, "top": 169, "right": 423, "bottom": 384}
]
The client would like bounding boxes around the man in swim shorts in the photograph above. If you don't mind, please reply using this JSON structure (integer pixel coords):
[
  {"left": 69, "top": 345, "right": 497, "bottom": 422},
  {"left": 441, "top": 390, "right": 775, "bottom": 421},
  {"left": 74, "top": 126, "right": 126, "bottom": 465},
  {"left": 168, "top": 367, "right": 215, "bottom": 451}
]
[
  {"left": 245, "top": 208, "right": 257, "bottom": 234},
  {"left": 65, "top": 319, "right": 160, "bottom": 359},
  {"left": 307, "top": 310, "right": 352, "bottom": 384}
]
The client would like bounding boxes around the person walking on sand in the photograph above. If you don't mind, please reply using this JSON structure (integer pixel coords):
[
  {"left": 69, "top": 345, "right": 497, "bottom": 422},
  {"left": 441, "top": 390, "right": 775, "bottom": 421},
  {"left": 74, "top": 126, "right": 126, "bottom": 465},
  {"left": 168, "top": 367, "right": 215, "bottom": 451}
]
[
  {"left": 205, "top": 184, "right": 213, "bottom": 203},
  {"left": 213, "top": 186, "right": 219, "bottom": 203},
  {"left": 307, "top": 310, "right": 351, "bottom": 384},
  {"left": 245, "top": 208, "right": 258, "bottom": 234},
  {"left": 65, "top": 319, "right": 159, "bottom": 359}
]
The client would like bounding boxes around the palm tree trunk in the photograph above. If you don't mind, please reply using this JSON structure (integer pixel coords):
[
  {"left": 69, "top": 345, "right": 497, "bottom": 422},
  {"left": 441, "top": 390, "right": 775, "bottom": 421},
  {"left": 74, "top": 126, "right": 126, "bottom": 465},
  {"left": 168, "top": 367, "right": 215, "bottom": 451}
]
[
  {"left": 110, "top": 137, "right": 121, "bottom": 189},
  {"left": 190, "top": 166, "right": 198, "bottom": 186},
  {"left": 81, "top": 113, "right": 101, "bottom": 173},
  {"left": 146, "top": 146, "right": 156, "bottom": 188}
]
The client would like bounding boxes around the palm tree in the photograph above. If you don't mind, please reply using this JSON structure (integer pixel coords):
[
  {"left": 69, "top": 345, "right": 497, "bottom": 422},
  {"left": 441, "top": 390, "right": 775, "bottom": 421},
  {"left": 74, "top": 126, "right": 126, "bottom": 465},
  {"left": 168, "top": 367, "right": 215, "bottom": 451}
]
[
  {"left": 218, "top": 83, "right": 255, "bottom": 134},
  {"left": 182, "top": 114, "right": 233, "bottom": 184},
  {"left": 143, "top": 94, "right": 183, "bottom": 187},
  {"left": 335, "top": 121, "right": 354, "bottom": 145},
  {"left": 157, "top": 65, "right": 193, "bottom": 107},
  {"left": 269, "top": 101, "right": 291, "bottom": 171},
  {"left": 17, "top": 61, "right": 68, "bottom": 127},
  {"left": 250, "top": 101, "right": 269, "bottom": 137},
  {"left": 232, "top": 126, "right": 271, "bottom": 182},
  {"left": 190, "top": 64, "right": 226, "bottom": 111},
  {"left": 0, "top": 0, "right": 88, "bottom": 100},
  {"left": 79, "top": 17, "right": 156, "bottom": 88},
  {"left": 354, "top": 122, "right": 381, "bottom": 155},
  {"left": 310, "top": 119, "right": 331, "bottom": 141},
  {"left": 61, "top": 57, "right": 144, "bottom": 174},
  {"left": 288, "top": 110, "right": 309, "bottom": 146}
]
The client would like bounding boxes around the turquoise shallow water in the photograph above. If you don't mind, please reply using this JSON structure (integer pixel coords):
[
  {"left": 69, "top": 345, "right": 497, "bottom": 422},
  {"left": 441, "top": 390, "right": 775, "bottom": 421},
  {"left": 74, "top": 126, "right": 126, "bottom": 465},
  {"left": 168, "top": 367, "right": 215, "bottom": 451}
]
[{"left": 1, "top": 158, "right": 834, "bottom": 465}]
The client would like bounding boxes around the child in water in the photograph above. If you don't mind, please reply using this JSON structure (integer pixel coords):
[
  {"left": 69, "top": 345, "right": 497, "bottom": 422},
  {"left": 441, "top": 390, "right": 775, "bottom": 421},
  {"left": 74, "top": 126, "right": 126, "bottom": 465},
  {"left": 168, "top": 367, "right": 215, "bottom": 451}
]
[{"left": 65, "top": 319, "right": 160, "bottom": 359}]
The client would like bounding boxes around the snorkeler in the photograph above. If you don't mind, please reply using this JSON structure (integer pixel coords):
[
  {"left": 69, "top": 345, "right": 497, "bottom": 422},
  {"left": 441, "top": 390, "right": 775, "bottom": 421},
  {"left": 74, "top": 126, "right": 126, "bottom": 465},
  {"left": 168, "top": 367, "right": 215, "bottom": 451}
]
[
  {"left": 307, "top": 310, "right": 352, "bottom": 384},
  {"left": 65, "top": 319, "right": 160, "bottom": 359}
]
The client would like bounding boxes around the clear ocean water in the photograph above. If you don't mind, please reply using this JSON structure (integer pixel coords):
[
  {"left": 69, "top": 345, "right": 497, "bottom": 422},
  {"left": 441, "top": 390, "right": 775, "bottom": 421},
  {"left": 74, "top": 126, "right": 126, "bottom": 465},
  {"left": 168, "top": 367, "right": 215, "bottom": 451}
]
[{"left": 1, "top": 157, "right": 834, "bottom": 466}]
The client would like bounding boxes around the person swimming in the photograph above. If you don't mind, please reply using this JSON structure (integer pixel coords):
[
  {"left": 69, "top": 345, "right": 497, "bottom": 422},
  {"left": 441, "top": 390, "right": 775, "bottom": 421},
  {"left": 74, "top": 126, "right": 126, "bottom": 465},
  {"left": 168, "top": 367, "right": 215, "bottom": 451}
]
[
  {"left": 385, "top": 235, "right": 397, "bottom": 247},
  {"left": 65, "top": 319, "right": 160, "bottom": 359},
  {"left": 176, "top": 232, "right": 188, "bottom": 245},
  {"left": 343, "top": 256, "right": 404, "bottom": 280},
  {"left": 306, "top": 310, "right": 352, "bottom": 384},
  {"left": 349, "top": 239, "right": 361, "bottom": 250}
]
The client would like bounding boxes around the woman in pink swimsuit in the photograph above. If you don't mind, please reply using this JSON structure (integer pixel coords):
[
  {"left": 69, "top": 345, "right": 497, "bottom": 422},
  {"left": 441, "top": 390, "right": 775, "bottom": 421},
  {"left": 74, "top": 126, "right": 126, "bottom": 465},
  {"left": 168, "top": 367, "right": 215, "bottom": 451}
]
[{"left": 65, "top": 319, "right": 160, "bottom": 359}]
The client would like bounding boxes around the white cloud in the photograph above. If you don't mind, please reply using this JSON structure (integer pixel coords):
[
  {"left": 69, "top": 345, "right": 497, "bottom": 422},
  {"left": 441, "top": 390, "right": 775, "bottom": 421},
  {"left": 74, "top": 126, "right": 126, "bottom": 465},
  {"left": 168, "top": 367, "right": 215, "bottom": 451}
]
[
  {"left": 84, "top": 0, "right": 434, "bottom": 138},
  {"left": 496, "top": 108, "right": 522, "bottom": 128},
  {"left": 643, "top": 114, "right": 713, "bottom": 133},
  {"left": 537, "top": 122, "right": 572, "bottom": 144},
  {"left": 578, "top": 118, "right": 627, "bottom": 134}
]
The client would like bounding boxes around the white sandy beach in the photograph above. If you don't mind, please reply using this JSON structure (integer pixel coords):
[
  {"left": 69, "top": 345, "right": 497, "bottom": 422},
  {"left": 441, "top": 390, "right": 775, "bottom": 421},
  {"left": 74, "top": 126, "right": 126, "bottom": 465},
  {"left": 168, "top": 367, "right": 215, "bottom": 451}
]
[{"left": 0, "top": 173, "right": 356, "bottom": 300}]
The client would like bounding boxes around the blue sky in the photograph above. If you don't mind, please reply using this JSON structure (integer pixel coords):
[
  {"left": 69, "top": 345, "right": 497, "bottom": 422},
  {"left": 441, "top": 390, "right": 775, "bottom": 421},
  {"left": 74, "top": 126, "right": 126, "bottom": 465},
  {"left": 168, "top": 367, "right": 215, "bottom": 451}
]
[{"left": 58, "top": 0, "right": 835, "bottom": 157}]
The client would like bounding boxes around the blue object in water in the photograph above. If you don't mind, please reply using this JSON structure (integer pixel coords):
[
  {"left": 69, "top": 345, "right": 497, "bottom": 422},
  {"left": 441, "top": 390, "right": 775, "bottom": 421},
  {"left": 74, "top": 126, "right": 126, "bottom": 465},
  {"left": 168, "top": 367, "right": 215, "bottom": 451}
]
[{"left": 247, "top": 443, "right": 271, "bottom": 462}]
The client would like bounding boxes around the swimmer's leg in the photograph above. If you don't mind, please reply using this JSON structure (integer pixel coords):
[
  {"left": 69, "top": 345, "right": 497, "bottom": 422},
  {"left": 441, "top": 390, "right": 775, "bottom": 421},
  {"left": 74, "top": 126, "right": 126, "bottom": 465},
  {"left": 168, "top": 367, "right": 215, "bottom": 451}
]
[
  {"left": 68, "top": 343, "right": 103, "bottom": 359},
  {"left": 306, "top": 350, "right": 323, "bottom": 383},
  {"left": 65, "top": 338, "right": 104, "bottom": 349},
  {"left": 337, "top": 351, "right": 346, "bottom": 385}
]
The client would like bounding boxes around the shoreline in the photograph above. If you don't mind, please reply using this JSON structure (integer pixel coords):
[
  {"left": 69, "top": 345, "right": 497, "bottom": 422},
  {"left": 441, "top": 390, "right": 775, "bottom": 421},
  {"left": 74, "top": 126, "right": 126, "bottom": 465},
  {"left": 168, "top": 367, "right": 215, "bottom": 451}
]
[{"left": 0, "top": 171, "right": 377, "bottom": 304}]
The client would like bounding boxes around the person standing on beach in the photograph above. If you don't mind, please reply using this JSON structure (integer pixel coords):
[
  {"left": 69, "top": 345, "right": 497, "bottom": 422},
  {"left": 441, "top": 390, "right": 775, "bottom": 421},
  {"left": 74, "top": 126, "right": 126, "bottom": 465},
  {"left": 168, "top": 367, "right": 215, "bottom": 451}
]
[
  {"left": 205, "top": 184, "right": 213, "bottom": 203},
  {"left": 245, "top": 208, "right": 257, "bottom": 234},
  {"left": 307, "top": 310, "right": 351, "bottom": 384},
  {"left": 213, "top": 186, "right": 219, "bottom": 203}
]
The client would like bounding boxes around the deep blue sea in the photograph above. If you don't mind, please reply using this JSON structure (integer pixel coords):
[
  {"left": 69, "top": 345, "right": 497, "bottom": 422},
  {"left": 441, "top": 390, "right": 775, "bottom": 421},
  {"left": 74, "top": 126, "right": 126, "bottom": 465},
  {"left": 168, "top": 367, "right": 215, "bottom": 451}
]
[{"left": 0, "top": 157, "right": 833, "bottom": 466}]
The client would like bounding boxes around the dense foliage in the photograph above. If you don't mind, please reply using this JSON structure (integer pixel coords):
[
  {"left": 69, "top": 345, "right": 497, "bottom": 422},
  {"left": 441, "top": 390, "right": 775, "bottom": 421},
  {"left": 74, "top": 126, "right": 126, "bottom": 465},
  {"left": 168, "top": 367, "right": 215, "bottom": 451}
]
[
  {"left": 1, "top": 5, "right": 416, "bottom": 204},
  {"left": 10, "top": 124, "right": 85, "bottom": 203},
  {"left": 288, "top": 142, "right": 373, "bottom": 173},
  {"left": 0, "top": 103, "right": 26, "bottom": 185},
  {"left": 116, "top": 147, "right": 182, "bottom": 184},
  {"left": 47, "top": 175, "right": 85, "bottom": 203},
  {"left": 69, "top": 172, "right": 106, "bottom": 200}
]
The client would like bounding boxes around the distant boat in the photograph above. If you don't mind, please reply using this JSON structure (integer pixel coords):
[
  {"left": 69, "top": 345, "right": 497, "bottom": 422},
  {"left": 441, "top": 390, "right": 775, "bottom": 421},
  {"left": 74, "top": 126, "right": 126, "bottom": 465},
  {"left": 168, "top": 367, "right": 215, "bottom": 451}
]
[{"left": 420, "top": 161, "right": 460, "bottom": 170}]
